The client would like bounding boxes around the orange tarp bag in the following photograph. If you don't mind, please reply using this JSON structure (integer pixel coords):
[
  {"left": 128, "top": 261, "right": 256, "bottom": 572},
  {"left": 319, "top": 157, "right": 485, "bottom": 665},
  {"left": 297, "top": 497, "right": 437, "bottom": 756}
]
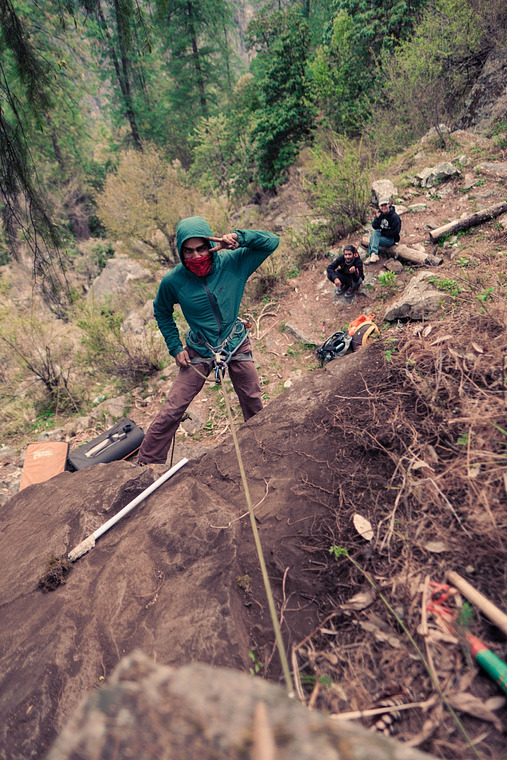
[
  {"left": 348, "top": 313, "right": 380, "bottom": 351},
  {"left": 19, "top": 442, "right": 69, "bottom": 491}
]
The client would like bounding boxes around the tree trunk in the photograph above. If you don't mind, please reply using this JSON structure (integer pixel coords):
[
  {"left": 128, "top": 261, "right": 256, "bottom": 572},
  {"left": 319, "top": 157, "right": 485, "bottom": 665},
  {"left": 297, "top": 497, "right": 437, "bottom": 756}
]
[
  {"left": 360, "top": 237, "right": 443, "bottom": 266},
  {"left": 429, "top": 201, "right": 507, "bottom": 241},
  {"left": 186, "top": 1, "right": 207, "bottom": 115},
  {"left": 97, "top": 0, "right": 143, "bottom": 150}
]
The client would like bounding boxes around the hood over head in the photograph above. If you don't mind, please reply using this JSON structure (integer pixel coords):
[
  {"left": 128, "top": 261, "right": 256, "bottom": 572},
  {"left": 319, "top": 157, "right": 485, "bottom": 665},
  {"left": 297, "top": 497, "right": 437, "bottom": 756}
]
[{"left": 176, "top": 216, "right": 214, "bottom": 263}]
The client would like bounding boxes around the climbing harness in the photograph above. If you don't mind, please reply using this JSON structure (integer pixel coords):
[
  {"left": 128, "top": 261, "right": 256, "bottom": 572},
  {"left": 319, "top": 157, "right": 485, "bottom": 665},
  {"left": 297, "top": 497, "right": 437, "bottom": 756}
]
[
  {"left": 191, "top": 318, "right": 253, "bottom": 383},
  {"left": 189, "top": 334, "right": 294, "bottom": 698}
]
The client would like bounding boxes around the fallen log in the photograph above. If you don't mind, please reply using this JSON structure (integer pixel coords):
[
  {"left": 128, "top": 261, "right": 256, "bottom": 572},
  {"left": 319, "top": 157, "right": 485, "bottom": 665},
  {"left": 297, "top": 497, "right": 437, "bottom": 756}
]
[
  {"left": 387, "top": 243, "right": 443, "bottom": 266},
  {"left": 429, "top": 201, "right": 507, "bottom": 242},
  {"left": 360, "top": 236, "right": 442, "bottom": 266}
]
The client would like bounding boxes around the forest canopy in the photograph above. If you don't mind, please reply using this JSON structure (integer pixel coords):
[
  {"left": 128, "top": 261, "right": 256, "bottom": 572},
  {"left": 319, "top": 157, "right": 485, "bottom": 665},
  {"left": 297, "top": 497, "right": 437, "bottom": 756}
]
[{"left": 0, "top": 0, "right": 505, "bottom": 278}]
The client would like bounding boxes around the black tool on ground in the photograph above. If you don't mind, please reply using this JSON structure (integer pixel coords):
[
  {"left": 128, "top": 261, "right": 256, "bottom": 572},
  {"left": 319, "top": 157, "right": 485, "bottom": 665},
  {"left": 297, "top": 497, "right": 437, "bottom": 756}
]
[
  {"left": 68, "top": 418, "right": 145, "bottom": 471},
  {"left": 315, "top": 331, "right": 352, "bottom": 366}
]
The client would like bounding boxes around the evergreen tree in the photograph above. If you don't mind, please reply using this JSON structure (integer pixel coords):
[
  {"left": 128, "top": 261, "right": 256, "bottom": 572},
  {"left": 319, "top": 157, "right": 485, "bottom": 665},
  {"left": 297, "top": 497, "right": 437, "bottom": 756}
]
[
  {"left": 153, "top": 0, "right": 235, "bottom": 164},
  {"left": 72, "top": 0, "right": 146, "bottom": 150},
  {"left": 248, "top": 7, "right": 316, "bottom": 189},
  {"left": 0, "top": 0, "right": 60, "bottom": 261},
  {"left": 311, "top": 0, "right": 428, "bottom": 133}
]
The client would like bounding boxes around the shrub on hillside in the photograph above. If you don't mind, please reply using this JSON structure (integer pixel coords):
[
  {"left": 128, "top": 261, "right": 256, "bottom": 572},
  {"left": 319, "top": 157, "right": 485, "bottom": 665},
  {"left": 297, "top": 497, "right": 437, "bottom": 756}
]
[
  {"left": 369, "top": 0, "right": 485, "bottom": 155},
  {"left": 96, "top": 146, "right": 196, "bottom": 266},
  {"left": 76, "top": 302, "right": 166, "bottom": 385},
  {"left": 0, "top": 310, "right": 83, "bottom": 415},
  {"left": 303, "top": 134, "right": 371, "bottom": 240}
]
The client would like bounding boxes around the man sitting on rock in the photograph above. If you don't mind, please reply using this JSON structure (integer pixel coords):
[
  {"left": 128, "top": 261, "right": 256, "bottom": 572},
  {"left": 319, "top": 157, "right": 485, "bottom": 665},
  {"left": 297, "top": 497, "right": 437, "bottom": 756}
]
[
  {"left": 365, "top": 196, "right": 401, "bottom": 264},
  {"left": 326, "top": 244, "right": 364, "bottom": 298}
]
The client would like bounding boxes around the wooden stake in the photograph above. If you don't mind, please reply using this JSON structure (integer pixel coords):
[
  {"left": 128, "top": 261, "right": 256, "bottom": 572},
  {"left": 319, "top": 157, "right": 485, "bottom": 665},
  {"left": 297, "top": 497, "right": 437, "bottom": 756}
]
[{"left": 447, "top": 571, "right": 507, "bottom": 638}]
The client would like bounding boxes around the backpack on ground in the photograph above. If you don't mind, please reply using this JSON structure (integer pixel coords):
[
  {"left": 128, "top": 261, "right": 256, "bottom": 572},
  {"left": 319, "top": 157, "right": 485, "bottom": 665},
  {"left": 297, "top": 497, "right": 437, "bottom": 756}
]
[
  {"left": 68, "top": 418, "right": 144, "bottom": 471},
  {"left": 348, "top": 313, "right": 380, "bottom": 351},
  {"left": 315, "top": 331, "right": 353, "bottom": 365}
]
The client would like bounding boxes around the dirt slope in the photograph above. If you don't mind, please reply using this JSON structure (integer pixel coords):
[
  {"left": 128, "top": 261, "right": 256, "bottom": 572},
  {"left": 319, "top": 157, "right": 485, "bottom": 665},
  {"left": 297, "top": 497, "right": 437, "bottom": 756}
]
[
  {"left": 1, "top": 129, "right": 506, "bottom": 760},
  {"left": 0, "top": 349, "right": 379, "bottom": 760}
]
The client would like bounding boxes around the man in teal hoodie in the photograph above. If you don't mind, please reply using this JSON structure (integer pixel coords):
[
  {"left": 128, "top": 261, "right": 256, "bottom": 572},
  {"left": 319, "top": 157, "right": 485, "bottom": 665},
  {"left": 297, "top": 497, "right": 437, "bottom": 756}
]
[{"left": 138, "top": 216, "right": 280, "bottom": 464}]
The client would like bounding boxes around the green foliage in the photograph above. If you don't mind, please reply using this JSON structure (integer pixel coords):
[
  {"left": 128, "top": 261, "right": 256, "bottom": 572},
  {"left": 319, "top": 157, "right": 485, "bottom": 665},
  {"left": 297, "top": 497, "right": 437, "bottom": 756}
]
[
  {"left": 76, "top": 301, "right": 165, "bottom": 384},
  {"left": 190, "top": 75, "right": 259, "bottom": 200},
  {"left": 248, "top": 8, "right": 316, "bottom": 189},
  {"left": 428, "top": 276, "right": 463, "bottom": 296},
  {"left": 378, "top": 270, "right": 398, "bottom": 298},
  {"left": 304, "top": 133, "right": 371, "bottom": 239},
  {"left": 369, "top": 0, "right": 484, "bottom": 154},
  {"left": 97, "top": 145, "right": 196, "bottom": 264},
  {"left": 248, "top": 649, "right": 262, "bottom": 676},
  {"left": 310, "top": 11, "right": 371, "bottom": 135},
  {"left": 311, "top": 0, "right": 427, "bottom": 134},
  {"left": 286, "top": 221, "right": 331, "bottom": 267},
  {"left": 152, "top": 0, "right": 235, "bottom": 162},
  {"left": 477, "top": 287, "right": 493, "bottom": 302}
]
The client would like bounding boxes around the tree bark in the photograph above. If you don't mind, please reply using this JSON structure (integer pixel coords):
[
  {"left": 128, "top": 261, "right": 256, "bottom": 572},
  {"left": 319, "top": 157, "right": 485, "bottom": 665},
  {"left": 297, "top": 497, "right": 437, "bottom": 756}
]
[
  {"left": 429, "top": 201, "right": 507, "bottom": 242},
  {"left": 360, "top": 237, "right": 443, "bottom": 266},
  {"left": 186, "top": 1, "right": 207, "bottom": 115}
]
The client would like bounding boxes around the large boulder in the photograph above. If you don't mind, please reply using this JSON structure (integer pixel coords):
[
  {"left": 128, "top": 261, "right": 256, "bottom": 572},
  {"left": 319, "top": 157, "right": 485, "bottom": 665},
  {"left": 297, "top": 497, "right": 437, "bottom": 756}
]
[
  {"left": 413, "top": 162, "right": 461, "bottom": 188},
  {"left": 87, "top": 255, "right": 155, "bottom": 306},
  {"left": 371, "top": 179, "right": 397, "bottom": 204},
  {"left": 47, "top": 650, "right": 437, "bottom": 760},
  {"left": 384, "top": 271, "right": 452, "bottom": 321}
]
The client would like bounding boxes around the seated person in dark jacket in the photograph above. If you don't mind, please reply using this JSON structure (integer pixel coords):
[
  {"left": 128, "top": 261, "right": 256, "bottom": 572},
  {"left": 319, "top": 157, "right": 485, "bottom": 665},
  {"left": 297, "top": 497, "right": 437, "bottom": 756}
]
[
  {"left": 365, "top": 196, "right": 401, "bottom": 264},
  {"left": 326, "top": 244, "right": 364, "bottom": 297}
]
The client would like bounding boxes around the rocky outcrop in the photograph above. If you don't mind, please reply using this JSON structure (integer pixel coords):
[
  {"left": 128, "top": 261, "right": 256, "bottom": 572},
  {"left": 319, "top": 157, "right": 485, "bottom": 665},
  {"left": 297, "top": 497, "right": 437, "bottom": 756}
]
[
  {"left": 384, "top": 271, "right": 452, "bottom": 321},
  {"left": 47, "top": 650, "right": 438, "bottom": 760},
  {"left": 413, "top": 162, "right": 461, "bottom": 188},
  {"left": 87, "top": 255, "right": 155, "bottom": 305}
]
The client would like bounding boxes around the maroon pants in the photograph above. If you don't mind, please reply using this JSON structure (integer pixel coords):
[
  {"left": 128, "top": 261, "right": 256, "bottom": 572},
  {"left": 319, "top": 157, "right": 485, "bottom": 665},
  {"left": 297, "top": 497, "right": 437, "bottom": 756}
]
[{"left": 138, "top": 339, "right": 262, "bottom": 464}]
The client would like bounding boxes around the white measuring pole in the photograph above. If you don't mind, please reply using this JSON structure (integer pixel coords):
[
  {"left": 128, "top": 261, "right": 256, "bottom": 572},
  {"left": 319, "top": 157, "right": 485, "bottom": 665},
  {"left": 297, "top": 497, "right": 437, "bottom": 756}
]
[{"left": 68, "top": 458, "right": 188, "bottom": 562}]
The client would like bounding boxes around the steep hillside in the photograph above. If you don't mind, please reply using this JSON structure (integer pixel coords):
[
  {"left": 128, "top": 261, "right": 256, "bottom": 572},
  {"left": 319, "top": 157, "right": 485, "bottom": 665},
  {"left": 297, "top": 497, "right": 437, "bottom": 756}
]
[{"left": 0, "top": 127, "right": 506, "bottom": 760}]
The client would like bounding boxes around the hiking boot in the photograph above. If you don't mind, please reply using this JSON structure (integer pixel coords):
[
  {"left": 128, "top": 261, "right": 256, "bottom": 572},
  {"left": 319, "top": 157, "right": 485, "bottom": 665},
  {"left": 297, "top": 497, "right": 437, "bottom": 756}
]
[{"left": 364, "top": 253, "right": 379, "bottom": 265}]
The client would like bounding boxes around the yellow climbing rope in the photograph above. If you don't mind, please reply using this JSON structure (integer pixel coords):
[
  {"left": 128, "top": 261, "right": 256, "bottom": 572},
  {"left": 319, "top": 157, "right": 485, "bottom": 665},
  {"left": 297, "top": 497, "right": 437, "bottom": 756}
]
[{"left": 191, "top": 362, "right": 294, "bottom": 697}]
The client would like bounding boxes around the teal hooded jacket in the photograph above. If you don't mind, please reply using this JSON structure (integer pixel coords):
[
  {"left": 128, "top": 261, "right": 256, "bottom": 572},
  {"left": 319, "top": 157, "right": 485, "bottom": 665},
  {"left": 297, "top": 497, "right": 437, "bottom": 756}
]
[{"left": 153, "top": 216, "right": 280, "bottom": 358}]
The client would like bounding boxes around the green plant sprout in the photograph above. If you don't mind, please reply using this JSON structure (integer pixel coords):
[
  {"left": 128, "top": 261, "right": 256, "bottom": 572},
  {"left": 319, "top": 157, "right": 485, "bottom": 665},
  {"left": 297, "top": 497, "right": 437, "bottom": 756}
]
[
  {"left": 477, "top": 287, "right": 493, "bottom": 302},
  {"left": 249, "top": 649, "right": 262, "bottom": 676},
  {"left": 428, "top": 277, "right": 462, "bottom": 296}
]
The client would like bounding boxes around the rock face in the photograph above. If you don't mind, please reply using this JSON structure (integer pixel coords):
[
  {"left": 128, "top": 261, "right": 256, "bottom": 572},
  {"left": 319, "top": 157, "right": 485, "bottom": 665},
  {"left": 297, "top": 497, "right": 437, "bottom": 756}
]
[
  {"left": 413, "top": 162, "right": 461, "bottom": 188},
  {"left": 47, "top": 650, "right": 437, "bottom": 760},
  {"left": 0, "top": 348, "right": 388, "bottom": 760},
  {"left": 384, "top": 271, "right": 452, "bottom": 321},
  {"left": 455, "top": 45, "right": 507, "bottom": 131},
  {"left": 87, "top": 255, "right": 154, "bottom": 305}
]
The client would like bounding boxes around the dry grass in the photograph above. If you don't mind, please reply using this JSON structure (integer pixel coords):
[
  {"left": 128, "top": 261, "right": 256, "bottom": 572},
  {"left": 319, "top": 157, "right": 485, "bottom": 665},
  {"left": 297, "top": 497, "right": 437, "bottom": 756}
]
[{"left": 293, "top": 295, "right": 507, "bottom": 759}]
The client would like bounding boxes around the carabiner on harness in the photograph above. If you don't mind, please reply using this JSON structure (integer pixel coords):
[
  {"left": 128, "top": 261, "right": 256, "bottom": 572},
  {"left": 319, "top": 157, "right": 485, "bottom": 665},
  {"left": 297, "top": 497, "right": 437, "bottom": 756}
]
[{"left": 213, "top": 352, "right": 228, "bottom": 383}]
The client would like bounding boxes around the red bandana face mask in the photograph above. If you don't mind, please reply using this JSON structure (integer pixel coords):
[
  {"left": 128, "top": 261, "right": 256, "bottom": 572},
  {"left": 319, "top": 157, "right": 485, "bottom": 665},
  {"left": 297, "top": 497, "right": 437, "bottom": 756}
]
[{"left": 184, "top": 252, "right": 213, "bottom": 277}]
